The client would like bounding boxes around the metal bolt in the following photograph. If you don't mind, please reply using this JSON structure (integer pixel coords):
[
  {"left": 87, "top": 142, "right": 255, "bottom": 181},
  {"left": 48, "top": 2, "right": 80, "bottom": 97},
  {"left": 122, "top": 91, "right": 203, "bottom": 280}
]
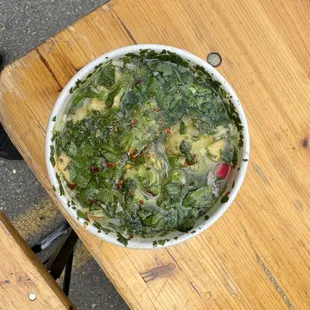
[
  {"left": 28, "top": 293, "right": 36, "bottom": 301},
  {"left": 207, "top": 52, "right": 222, "bottom": 67}
]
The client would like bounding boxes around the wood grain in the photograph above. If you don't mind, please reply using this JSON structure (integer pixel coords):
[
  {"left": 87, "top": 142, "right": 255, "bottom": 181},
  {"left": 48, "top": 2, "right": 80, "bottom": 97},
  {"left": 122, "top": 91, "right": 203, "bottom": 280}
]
[
  {"left": 1, "top": 0, "right": 310, "bottom": 309},
  {"left": 0, "top": 212, "right": 75, "bottom": 310}
]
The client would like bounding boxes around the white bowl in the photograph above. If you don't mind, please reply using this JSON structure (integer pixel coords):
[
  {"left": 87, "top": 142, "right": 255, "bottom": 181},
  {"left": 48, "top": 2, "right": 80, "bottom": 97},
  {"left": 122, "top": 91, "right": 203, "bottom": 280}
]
[{"left": 45, "top": 44, "right": 250, "bottom": 249}]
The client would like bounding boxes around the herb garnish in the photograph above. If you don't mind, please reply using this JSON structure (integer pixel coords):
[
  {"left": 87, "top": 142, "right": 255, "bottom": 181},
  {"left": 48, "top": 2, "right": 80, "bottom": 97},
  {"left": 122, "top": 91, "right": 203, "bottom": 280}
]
[{"left": 54, "top": 50, "right": 243, "bottom": 239}]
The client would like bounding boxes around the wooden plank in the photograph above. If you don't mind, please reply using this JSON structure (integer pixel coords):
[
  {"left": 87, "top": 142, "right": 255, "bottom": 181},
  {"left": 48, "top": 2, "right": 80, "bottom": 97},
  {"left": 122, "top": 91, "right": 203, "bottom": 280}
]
[
  {"left": 0, "top": 212, "right": 75, "bottom": 310},
  {"left": 0, "top": 0, "right": 310, "bottom": 309}
]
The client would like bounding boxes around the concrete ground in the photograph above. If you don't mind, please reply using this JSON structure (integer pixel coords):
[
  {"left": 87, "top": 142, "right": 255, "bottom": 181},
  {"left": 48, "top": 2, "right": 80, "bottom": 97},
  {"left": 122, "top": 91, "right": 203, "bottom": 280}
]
[{"left": 0, "top": 1, "right": 128, "bottom": 309}]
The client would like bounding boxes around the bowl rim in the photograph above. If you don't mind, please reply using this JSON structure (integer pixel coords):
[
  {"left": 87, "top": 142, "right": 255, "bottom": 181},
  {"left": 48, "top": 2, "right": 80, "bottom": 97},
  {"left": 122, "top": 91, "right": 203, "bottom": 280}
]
[{"left": 45, "top": 44, "right": 250, "bottom": 249}]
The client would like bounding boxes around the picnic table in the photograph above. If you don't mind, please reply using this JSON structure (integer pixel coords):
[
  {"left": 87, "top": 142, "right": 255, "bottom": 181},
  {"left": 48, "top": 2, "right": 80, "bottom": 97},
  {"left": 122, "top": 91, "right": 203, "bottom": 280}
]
[
  {"left": 1, "top": 0, "right": 309, "bottom": 308},
  {"left": 0, "top": 212, "right": 74, "bottom": 309}
]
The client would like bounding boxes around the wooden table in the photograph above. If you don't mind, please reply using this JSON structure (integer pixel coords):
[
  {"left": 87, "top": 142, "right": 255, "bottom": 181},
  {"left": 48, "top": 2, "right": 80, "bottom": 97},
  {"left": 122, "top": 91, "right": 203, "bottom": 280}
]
[
  {"left": 0, "top": 213, "right": 75, "bottom": 309},
  {"left": 1, "top": 0, "right": 309, "bottom": 308}
]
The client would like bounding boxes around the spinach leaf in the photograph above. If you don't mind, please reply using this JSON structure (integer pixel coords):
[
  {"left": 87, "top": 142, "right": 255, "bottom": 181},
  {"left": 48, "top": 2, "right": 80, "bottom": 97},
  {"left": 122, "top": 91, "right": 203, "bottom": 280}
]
[
  {"left": 72, "top": 87, "right": 97, "bottom": 107},
  {"left": 183, "top": 186, "right": 214, "bottom": 209},
  {"left": 179, "top": 121, "right": 186, "bottom": 135},
  {"left": 74, "top": 172, "right": 91, "bottom": 189},
  {"left": 106, "top": 85, "right": 121, "bottom": 108},
  {"left": 97, "top": 63, "right": 115, "bottom": 87},
  {"left": 67, "top": 141, "right": 77, "bottom": 157},
  {"left": 165, "top": 183, "right": 182, "bottom": 199},
  {"left": 80, "top": 142, "right": 94, "bottom": 157},
  {"left": 178, "top": 219, "right": 195, "bottom": 232}
]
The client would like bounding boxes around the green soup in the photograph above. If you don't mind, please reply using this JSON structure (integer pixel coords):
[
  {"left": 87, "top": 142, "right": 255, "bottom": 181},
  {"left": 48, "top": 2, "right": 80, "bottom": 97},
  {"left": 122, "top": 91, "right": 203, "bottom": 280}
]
[{"left": 52, "top": 50, "right": 242, "bottom": 242}]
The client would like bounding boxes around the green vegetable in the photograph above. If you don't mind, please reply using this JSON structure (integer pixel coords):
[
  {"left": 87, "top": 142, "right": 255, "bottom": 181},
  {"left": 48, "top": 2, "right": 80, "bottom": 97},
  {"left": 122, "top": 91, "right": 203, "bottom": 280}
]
[
  {"left": 50, "top": 145, "right": 56, "bottom": 167},
  {"left": 153, "top": 239, "right": 169, "bottom": 247},
  {"left": 67, "top": 141, "right": 77, "bottom": 157},
  {"left": 117, "top": 233, "right": 129, "bottom": 247},
  {"left": 180, "top": 140, "right": 196, "bottom": 165},
  {"left": 165, "top": 183, "right": 182, "bottom": 198},
  {"left": 180, "top": 140, "right": 191, "bottom": 153},
  {"left": 178, "top": 219, "right": 196, "bottom": 232},
  {"left": 221, "top": 196, "right": 229, "bottom": 203},
  {"left": 179, "top": 121, "right": 186, "bottom": 135},
  {"left": 54, "top": 50, "right": 243, "bottom": 238},
  {"left": 77, "top": 209, "right": 89, "bottom": 221},
  {"left": 55, "top": 173, "right": 65, "bottom": 196},
  {"left": 97, "top": 63, "right": 115, "bottom": 87},
  {"left": 71, "top": 87, "right": 97, "bottom": 107},
  {"left": 106, "top": 85, "right": 121, "bottom": 108},
  {"left": 183, "top": 186, "right": 214, "bottom": 208}
]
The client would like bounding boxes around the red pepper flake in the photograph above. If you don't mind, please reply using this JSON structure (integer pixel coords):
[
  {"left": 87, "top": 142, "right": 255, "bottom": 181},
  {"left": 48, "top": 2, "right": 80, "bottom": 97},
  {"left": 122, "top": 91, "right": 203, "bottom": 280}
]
[
  {"left": 135, "top": 80, "right": 143, "bottom": 86},
  {"left": 89, "top": 166, "right": 100, "bottom": 174},
  {"left": 225, "top": 191, "right": 230, "bottom": 196},
  {"left": 88, "top": 199, "right": 94, "bottom": 206},
  {"left": 68, "top": 183, "right": 77, "bottom": 190},
  {"left": 130, "top": 119, "right": 137, "bottom": 126},
  {"left": 138, "top": 200, "right": 144, "bottom": 205},
  {"left": 164, "top": 127, "right": 172, "bottom": 134},
  {"left": 129, "top": 235, "right": 134, "bottom": 239},
  {"left": 116, "top": 179, "right": 123, "bottom": 189},
  {"left": 107, "top": 162, "right": 117, "bottom": 169},
  {"left": 147, "top": 191, "right": 156, "bottom": 197},
  {"left": 129, "top": 149, "right": 139, "bottom": 159},
  {"left": 185, "top": 154, "right": 196, "bottom": 166}
]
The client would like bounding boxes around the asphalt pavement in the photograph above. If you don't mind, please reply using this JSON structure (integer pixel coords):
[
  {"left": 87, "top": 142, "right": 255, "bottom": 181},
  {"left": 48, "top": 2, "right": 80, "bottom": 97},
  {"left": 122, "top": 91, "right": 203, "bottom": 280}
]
[{"left": 0, "top": 1, "right": 128, "bottom": 309}]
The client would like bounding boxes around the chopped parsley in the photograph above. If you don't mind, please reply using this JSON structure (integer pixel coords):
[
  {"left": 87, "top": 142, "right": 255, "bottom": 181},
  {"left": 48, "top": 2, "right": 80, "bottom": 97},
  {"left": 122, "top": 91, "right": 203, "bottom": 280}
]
[
  {"left": 55, "top": 173, "right": 64, "bottom": 196},
  {"left": 77, "top": 209, "right": 89, "bottom": 221},
  {"left": 117, "top": 233, "right": 129, "bottom": 247},
  {"left": 49, "top": 145, "right": 56, "bottom": 167},
  {"left": 221, "top": 196, "right": 229, "bottom": 204},
  {"left": 153, "top": 238, "right": 170, "bottom": 247},
  {"left": 94, "top": 222, "right": 112, "bottom": 234}
]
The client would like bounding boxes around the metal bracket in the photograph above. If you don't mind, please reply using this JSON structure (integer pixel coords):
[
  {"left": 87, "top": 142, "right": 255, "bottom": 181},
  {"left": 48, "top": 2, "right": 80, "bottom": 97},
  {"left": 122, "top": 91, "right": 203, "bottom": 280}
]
[{"left": 31, "top": 222, "right": 79, "bottom": 296}]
